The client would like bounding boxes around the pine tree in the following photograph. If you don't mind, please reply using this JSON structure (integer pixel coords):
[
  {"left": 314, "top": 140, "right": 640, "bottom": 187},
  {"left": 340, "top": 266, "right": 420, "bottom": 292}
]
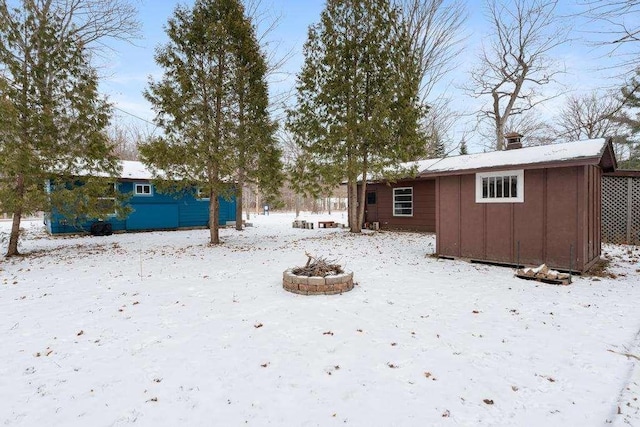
[
  {"left": 287, "top": 0, "right": 427, "bottom": 233},
  {"left": 231, "top": 22, "right": 282, "bottom": 231},
  {"left": 141, "top": 0, "right": 280, "bottom": 244},
  {"left": 616, "top": 68, "right": 640, "bottom": 169},
  {"left": 459, "top": 139, "right": 469, "bottom": 155},
  {"left": 0, "top": 2, "right": 120, "bottom": 257}
]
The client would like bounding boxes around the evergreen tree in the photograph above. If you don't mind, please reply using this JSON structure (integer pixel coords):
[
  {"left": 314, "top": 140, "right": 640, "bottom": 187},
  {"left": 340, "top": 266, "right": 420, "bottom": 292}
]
[
  {"left": 459, "top": 139, "right": 468, "bottom": 155},
  {"left": 231, "top": 22, "right": 282, "bottom": 231},
  {"left": 142, "top": 0, "right": 281, "bottom": 244},
  {"left": 287, "top": 0, "right": 427, "bottom": 233},
  {"left": 616, "top": 68, "right": 640, "bottom": 169},
  {"left": 0, "top": 2, "right": 121, "bottom": 257}
]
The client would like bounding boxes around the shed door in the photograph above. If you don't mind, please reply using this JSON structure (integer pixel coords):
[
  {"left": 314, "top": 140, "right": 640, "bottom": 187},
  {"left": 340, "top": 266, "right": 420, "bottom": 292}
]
[
  {"left": 366, "top": 191, "right": 378, "bottom": 222},
  {"left": 127, "top": 204, "right": 179, "bottom": 230}
]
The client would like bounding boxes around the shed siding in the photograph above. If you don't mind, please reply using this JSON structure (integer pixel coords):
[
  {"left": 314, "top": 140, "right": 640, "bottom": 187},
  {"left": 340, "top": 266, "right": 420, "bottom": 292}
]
[
  {"left": 486, "top": 204, "right": 512, "bottom": 263},
  {"left": 435, "top": 176, "right": 460, "bottom": 257},
  {"left": 363, "top": 180, "right": 435, "bottom": 231},
  {"left": 436, "top": 165, "right": 600, "bottom": 272},
  {"left": 513, "top": 169, "right": 544, "bottom": 265},
  {"left": 459, "top": 174, "right": 484, "bottom": 259},
  {"left": 544, "top": 167, "right": 579, "bottom": 269}
]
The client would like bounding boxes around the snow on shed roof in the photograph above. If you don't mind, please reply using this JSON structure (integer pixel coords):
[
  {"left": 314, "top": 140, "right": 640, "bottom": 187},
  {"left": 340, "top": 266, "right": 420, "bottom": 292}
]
[{"left": 413, "top": 138, "right": 610, "bottom": 176}]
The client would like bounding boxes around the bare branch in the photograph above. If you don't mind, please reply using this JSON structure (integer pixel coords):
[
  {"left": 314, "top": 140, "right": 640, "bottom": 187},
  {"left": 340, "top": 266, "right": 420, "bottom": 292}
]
[
  {"left": 465, "top": 0, "right": 569, "bottom": 150},
  {"left": 396, "top": 0, "right": 468, "bottom": 102}
]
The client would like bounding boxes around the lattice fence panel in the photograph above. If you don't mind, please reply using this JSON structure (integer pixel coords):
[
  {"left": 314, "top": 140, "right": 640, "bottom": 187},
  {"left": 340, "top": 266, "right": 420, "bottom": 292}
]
[
  {"left": 632, "top": 178, "right": 640, "bottom": 245},
  {"left": 602, "top": 176, "right": 629, "bottom": 244}
]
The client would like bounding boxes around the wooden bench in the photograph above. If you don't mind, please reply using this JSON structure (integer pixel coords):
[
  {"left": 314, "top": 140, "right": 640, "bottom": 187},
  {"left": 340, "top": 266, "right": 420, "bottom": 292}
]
[{"left": 318, "top": 221, "right": 335, "bottom": 229}]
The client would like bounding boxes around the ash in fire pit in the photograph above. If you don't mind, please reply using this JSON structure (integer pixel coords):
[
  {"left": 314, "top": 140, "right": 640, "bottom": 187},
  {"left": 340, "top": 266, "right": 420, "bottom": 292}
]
[{"left": 283, "top": 253, "right": 354, "bottom": 295}]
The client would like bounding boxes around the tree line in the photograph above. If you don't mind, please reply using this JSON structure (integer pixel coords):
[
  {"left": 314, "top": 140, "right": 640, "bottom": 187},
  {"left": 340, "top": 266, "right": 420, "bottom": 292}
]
[{"left": 1, "top": 0, "right": 640, "bottom": 256}]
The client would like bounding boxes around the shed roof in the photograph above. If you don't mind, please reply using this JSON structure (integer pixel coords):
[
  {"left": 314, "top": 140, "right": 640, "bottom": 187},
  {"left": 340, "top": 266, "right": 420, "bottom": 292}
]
[{"left": 412, "top": 138, "right": 616, "bottom": 177}]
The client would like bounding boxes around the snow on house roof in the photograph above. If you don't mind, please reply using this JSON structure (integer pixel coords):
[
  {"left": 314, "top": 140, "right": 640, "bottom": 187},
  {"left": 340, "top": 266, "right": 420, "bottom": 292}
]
[
  {"left": 413, "top": 138, "right": 609, "bottom": 176},
  {"left": 120, "top": 160, "right": 154, "bottom": 180}
]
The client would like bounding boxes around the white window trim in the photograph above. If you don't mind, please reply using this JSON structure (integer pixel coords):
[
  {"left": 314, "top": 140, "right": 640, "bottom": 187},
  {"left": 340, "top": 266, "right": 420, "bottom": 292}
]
[
  {"left": 393, "top": 187, "right": 413, "bottom": 217},
  {"left": 475, "top": 169, "right": 524, "bottom": 203},
  {"left": 134, "top": 183, "right": 153, "bottom": 197}
]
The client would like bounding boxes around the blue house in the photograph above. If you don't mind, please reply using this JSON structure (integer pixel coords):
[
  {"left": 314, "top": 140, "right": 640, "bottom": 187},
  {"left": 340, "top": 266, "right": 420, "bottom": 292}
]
[{"left": 45, "top": 160, "right": 236, "bottom": 234}]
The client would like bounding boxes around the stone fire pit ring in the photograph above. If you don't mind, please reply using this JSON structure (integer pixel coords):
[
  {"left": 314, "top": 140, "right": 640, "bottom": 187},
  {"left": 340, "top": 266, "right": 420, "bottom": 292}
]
[{"left": 283, "top": 269, "right": 354, "bottom": 295}]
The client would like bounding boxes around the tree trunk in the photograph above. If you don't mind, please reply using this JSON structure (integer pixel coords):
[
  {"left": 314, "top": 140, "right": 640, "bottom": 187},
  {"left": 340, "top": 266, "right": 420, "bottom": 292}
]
[
  {"left": 6, "top": 210, "right": 22, "bottom": 257},
  {"left": 327, "top": 196, "right": 332, "bottom": 215},
  {"left": 348, "top": 179, "right": 361, "bottom": 233},
  {"left": 6, "top": 173, "right": 25, "bottom": 257},
  {"left": 235, "top": 177, "right": 244, "bottom": 231},
  {"left": 255, "top": 187, "right": 260, "bottom": 216},
  {"left": 493, "top": 93, "right": 505, "bottom": 151},
  {"left": 244, "top": 188, "right": 251, "bottom": 220},
  {"left": 356, "top": 180, "right": 367, "bottom": 232},
  {"left": 295, "top": 195, "right": 301, "bottom": 218},
  {"left": 209, "top": 189, "right": 220, "bottom": 244}
]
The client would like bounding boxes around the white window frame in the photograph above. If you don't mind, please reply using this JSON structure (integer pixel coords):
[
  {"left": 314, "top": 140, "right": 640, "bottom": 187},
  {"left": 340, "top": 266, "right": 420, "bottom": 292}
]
[
  {"left": 393, "top": 187, "right": 413, "bottom": 217},
  {"left": 97, "top": 183, "right": 117, "bottom": 217},
  {"left": 134, "top": 183, "right": 153, "bottom": 197},
  {"left": 475, "top": 169, "right": 524, "bottom": 203}
]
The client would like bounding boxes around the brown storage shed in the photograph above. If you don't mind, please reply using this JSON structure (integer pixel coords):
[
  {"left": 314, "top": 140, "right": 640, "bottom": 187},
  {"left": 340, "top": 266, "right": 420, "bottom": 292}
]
[{"left": 362, "top": 138, "right": 616, "bottom": 272}]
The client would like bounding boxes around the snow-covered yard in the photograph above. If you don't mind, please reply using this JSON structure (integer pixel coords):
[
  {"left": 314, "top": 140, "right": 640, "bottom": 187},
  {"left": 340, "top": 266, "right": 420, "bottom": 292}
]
[{"left": 1, "top": 212, "right": 639, "bottom": 426}]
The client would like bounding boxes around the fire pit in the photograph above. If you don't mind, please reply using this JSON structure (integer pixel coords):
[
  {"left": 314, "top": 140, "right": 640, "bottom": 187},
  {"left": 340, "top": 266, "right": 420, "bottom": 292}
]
[{"left": 283, "top": 253, "right": 354, "bottom": 295}]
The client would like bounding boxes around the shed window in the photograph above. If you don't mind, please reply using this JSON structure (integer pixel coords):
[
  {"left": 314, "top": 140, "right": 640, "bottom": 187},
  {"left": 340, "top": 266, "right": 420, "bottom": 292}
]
[
  {"left": 476, "top": 170, "right": 524, "bottom": 203},
  {"left": 366, "top": 191, "right": 376, "bottom": 205},
  {"left": 134, "top": 183, "right": 153, "bottom": 196},
  {"left": 393, "top": 187, "right": 413, "bottom": 216}
]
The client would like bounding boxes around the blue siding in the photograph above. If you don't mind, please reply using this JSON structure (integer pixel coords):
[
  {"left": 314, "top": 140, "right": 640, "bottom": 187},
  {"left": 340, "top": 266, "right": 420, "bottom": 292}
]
[
  {"left": 127, "top": 204, "right": 179, "bottom": 230},
  {"left": 47, "top": 180, "right": 237, "bottom": 234}
]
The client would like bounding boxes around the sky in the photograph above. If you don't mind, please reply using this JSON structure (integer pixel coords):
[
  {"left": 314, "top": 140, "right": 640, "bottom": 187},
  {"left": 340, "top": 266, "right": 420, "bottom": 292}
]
[{"left": 98, "top": 0, "right": 636, "bottom": 153}]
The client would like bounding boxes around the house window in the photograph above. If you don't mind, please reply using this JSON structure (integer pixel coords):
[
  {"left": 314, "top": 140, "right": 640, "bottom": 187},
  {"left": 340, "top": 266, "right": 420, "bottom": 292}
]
[
  {"left": 393, "top": 187, "right": 413, "bottom": 216},
  {"left": 475, "top": 170, "right": 524, "bottom": 203},
  {"left": 366, "top": 191, "right": 376, "bottom": 205},
  {"left": 97, "top": 183, "right": 117, "bottom": 216},
  {"left": 134, "top": 183, "right": 153, "bottom": 196}
]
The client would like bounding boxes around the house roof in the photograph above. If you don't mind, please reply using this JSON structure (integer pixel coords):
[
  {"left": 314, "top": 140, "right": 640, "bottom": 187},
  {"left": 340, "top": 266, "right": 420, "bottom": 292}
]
[
  {"left": 411, "top": 138, "right": 616, "bottom": 178},
  {"left": 120, "top": 160, "right": 154, "bottom": 180}
]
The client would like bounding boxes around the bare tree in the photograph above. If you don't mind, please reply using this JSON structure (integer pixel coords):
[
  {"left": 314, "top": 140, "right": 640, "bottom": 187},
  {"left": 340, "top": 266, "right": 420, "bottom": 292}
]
[
  {"left": 2, "top": 0, "right": 140, "bottom": 51},
  {"left": 556, "top": 90, "right": 626, "bottom": 141},
  {"left": 579, "top": 0, "right": 640, "bottom": 70},
  {"left": 108, "top": 119, "right": 154, "bottom": 161},
  {"left": 243, "top": 0, "right": 295, "bottom": 122},
  {"left": 396, "top": 0, "right": 467, "bottom": 103},
  {"left": 504, "top": 111, "right": 555, "bottom": 146},
  {"left": 467, "top": 0, "right": 568, "bottom": 150},
  {"left": 475, "top": 109, "right": 555, "bottom": 149},
  {"left": 422, "top": 97, "right": 461, "bottom": 157}
]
